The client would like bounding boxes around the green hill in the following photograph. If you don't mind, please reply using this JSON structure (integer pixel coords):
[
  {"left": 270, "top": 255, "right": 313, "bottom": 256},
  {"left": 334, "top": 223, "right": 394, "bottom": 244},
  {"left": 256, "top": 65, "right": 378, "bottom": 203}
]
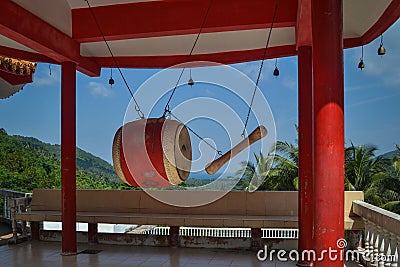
[
  {"left": 381, "top": 149, "right": 400, "bottom": 160},
  {"left": 0, "top": 128, "right": 122, "bottom": 192}
]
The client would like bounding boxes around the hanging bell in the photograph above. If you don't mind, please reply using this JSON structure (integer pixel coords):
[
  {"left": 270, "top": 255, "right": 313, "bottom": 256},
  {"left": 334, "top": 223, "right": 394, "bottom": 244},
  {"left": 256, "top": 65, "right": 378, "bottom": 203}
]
[
  {"left": 273, "top": 67, "right": 280, "bottom": 77},
  {"left": 358, "top": 59, "right": 365, "bottom": 70},
  {"left": 188, "top": 77, "right": 194, "bottom": 87},
  {"left": 109, "top": 77, "right": 115, "bottom": 86},
  {"left": 377, "top": 44, "right": 386, "bottom": 56}
]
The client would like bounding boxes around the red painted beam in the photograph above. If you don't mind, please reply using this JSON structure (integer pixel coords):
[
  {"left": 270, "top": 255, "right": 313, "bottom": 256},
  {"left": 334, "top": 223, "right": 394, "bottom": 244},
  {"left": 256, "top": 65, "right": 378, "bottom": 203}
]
[
  {"left": 92, "top": 45, "right": 297, "bottom": 68},
  {"left": 0, "top": 0, "right": 100, "bottom": 77},
  {"left": 61, "top": 61, "right": 77, "bottom": 255},
  {"left": 0, "top": 45, "right": 55, "bottom": 63},
  {"left": 297, "top": 45, "right": 313, "bottom": 267},
  {"left": 343, "top": 38, "right": 362, "bottom": 49},
  {"left": 296, "top": 0, "right": 399, "bottom": 50},
  {"left": 312, "top": 0, "right": 344, "bottom": 266},
  {"left": 0, "top": 69, "right": 32, "bottom": 85},
  {"left": 72, "top": 0, "right": 297, "bottom": 42},
  {"left": 344, "top": 0, "right": 400, "bottom": 49},
  {"left": 296, "top": 0, "right": 312, "bottom": 48},
  {"left": 360, "top": 0, "right": 400, "bottom": 45}
]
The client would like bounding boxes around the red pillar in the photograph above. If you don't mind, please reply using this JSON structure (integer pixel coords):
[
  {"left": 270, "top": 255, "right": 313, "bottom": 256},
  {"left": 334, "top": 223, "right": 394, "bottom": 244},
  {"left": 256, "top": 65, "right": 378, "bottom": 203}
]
[
  {"left": 61, "top": 61, "right": 77, "bottom": 255},
  {"left": 297, "top": 46, "right": 314, "bottom": 267},
  {"left": 88, "top": 223, "right": 98, "bottom": 244},
  {"left": 169, "top": 226, "right": 180, "bottom": 247},
  {"left": 312, "top": 0, "right": 344, "bottom": 266},
  {"left": 30, "top": 221, "right": 40, "bottom": 240},
  {"left": 251, "top": 228, "right": 263, "bottom": 251}
]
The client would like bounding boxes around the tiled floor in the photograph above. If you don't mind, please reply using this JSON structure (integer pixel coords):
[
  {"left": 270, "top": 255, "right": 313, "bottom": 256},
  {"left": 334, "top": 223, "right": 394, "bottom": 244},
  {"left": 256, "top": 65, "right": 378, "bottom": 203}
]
[{"left": 0, "top": 241, "right": 363, "bottom": 267}]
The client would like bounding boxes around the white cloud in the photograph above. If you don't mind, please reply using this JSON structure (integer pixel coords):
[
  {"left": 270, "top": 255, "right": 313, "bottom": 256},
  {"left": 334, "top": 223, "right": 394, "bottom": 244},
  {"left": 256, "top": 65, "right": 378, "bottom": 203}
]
[
  {"left": 345, "top": 83, "right": 379, "bottom": 92},
  {"left": 347, "top": 92, "right": 400, "bottom": 108},
  {"left": 233, "top": 60, "right": 275, "bottom": 82},
  {"left": 282, "top": 77, "right": 297, "bottom": 90},
  {"left": 89, "top": 81, "right": 113, "bottom": 97},
  {"left": 347, "top": 20, "right": 400, "bottom": 87},
  {"left": 33, "top": 64, "right": 60, "bottom": 86}
]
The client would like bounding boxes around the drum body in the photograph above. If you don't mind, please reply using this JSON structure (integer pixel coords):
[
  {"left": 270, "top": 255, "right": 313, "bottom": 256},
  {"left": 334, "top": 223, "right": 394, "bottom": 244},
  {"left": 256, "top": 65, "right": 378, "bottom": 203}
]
[{"left": 112, "top": 118, "right": 192, "bottom": 188}]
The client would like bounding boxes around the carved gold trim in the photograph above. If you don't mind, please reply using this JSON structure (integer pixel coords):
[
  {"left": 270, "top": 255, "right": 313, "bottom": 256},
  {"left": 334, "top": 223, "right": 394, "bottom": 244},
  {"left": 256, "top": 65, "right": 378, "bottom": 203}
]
[{"left": 0, "top": 56, "right": 36, "bottom": 75}]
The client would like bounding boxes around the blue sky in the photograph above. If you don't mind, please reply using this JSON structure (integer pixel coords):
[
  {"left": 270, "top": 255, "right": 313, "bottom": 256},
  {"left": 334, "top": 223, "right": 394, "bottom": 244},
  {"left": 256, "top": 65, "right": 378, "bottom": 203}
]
[{"left": 1, "top": 20, "right": 399, "bottom": 166}]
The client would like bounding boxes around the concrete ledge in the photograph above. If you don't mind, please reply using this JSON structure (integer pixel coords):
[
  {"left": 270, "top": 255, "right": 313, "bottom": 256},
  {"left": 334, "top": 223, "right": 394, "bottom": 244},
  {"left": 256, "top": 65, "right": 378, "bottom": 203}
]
[
  {"left": 352, "top": 200, "right": 400, "bottom": 236},
  {"left": 15, "top": 190, "right": 365, "bottom": 230},
  {"left": 39, "top": 230, "right": 298, "bottom": 250}
]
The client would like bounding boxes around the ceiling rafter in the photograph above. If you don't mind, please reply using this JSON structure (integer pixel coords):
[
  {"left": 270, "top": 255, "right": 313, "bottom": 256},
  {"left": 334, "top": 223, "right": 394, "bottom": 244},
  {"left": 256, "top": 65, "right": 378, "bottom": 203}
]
[
  {"left": 0, "top": 0, "right": 100, "bottom": 76},
  {"left": 72, "top": 0, "right": 297, "bottom": 42}
]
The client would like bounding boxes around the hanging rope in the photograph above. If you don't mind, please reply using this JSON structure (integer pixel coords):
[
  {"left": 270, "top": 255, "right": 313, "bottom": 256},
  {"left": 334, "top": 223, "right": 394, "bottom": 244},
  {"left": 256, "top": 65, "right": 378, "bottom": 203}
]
[
  {"left": 85, "top": 0, "right": 144, "bottom": 119},
  {"left": 241, "top": 0, "right": 280, "bottom": 138},
  {"left": 169, "top": 111, "right": 222, "bottom": 155},
  {"left": 162, "top": 0, "right": 213, "bottom": 118},
  {"left": 160, "top": 0, "right": 222, "bottom": 155}
]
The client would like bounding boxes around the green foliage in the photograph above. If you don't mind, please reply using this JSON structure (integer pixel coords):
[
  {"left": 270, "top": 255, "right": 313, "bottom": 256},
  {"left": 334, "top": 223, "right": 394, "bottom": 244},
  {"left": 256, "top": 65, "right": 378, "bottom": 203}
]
[
  {"left": 344, "top": 143, "right": 385, "bottom": 191},
  {"left": 235, "top": 152, "right": 274, "bottom": 191},
  {"left": 266, "top": 141, "right": 299, "bottom": 191},
  {"left": 0, "top": 128, "right": 121, "bottom": 191},
  {"left": 233, "top": 125, "right": 400, "bottom": 215},
  {"left": 344, "top": 142, "right": 400, "bottom": 213},
  {"left": 235, "top": 140, "right": 298, "bottom": 191}
]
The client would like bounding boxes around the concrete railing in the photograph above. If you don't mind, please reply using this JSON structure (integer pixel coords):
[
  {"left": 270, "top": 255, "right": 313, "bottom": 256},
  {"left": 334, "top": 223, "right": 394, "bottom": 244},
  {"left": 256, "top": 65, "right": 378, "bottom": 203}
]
[
  {"left": 352, "top": 200, "right": 400, "bottom": 267},
  {"left": 145, "top": 226, "right": 298, "bottom": 239},
  {"left": 0, "top": 189, "right": 31, "bottom": 243},
  {"left": 0, "top": 190, "right": 30, "bottom": 220}
]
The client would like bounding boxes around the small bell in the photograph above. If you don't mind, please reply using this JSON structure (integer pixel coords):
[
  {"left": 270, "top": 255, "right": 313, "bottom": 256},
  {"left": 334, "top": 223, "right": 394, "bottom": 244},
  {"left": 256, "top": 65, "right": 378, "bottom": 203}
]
[
  {"left": 358, "top": 59, "right": 365, "bottom": 70},
  {"left": 188, "top": 68, "right": 194, "bottom": 86},
  {"left": 273, "top": 67, "right": 280, "bottom": 77},
  {"left": 188, "top": 77, "right": 194, "bottom": 87},
  {"left": 358, "top": 46, "right": 365, "bottom": 70},
  {"left": 377, "top": 34, "right": 386, "bottom": 56},
  {"left": 377, "top": 44, "right": 386, "bottom": 56},
  {"left": 109, "top": 68, "right": 115, "bottom": 86}
]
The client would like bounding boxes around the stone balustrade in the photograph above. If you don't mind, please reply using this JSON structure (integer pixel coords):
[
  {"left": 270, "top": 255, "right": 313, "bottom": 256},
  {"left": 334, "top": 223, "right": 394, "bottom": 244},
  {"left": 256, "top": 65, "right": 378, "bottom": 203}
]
[{"left": 353, "top": 200, "right": 399, "bottom": 267}]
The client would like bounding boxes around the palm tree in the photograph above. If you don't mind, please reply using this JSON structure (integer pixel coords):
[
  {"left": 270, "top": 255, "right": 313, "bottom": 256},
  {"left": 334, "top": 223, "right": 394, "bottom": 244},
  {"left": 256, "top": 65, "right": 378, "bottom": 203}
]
[
  {"left": 235, "top": 131, "right": 399, "bottom": 215},
  {"left": 235, "top": 140, "right": 298, "bottom": 191},
  {"left": 372, "top": 144, "right": 400, "bottom": 213},
  {"left": 266, "top": 141, "right": 298, "bottom": 191},
  {"left": 344, "top": 143, "right": 386, "bottom": 206},
  {"left": 235, "top": 152, "right": 273, "bottom": 191}
]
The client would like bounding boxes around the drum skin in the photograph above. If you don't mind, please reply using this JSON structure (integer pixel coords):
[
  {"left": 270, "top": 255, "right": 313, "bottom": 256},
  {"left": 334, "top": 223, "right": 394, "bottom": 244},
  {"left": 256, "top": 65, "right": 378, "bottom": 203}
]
[{"left": 112, "top": 118, "right": 192, "bottom": 188}]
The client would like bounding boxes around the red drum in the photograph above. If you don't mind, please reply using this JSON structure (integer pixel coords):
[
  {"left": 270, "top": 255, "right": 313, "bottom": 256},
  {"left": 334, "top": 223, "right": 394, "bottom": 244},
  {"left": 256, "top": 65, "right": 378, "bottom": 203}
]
[{"left": 112, "top": 118, "right": 192, "bottom": 188}]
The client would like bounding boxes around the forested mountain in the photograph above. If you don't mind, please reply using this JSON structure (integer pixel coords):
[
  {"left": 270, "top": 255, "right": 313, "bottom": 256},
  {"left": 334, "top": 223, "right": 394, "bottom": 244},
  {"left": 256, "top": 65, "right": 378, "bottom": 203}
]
[
  {"left": 0, "top": 128, "right": 122, "bottom": 192},
  {"left": 381, "top": 148, "right": 400, "bottom": 160}
]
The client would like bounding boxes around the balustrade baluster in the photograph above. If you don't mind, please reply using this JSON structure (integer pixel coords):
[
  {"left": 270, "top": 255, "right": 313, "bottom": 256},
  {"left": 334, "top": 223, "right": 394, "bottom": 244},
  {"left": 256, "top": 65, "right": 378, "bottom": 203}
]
[
  {"left": 382, "top": 229, "right": 391, "bottom": 267},
  {"left": 396, "top": 236, "right": 399, "bottom": 267},
  {"left": 371, "top": 223, "right": 379, "bottom": 265},
  {"left": 369, "top": 223, "right": 376, "bottom": 265},
  {"left": 378, "top": 227, "right": 386, "bottom": 267}
]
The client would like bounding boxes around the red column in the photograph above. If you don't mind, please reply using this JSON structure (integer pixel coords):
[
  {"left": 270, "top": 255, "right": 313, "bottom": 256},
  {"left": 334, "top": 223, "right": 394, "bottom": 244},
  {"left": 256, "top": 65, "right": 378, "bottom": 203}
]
[
  {"left": 251, "top": 228, "right": 263, "bottom": 251},
  {"left": 169, "top": 226, "right": 180, "bottom": 247},
  {"left": 30, "top": 221, "right": 40, "bottom": 240},
  {"left": 312, "top": 0, "right": 344, "bottom": 266},
  {"left": 61, "top": 61, "right": 77, "bottom": 255},
  {"left": 297, "top": 46, "right": 314, "bottom": 267},
  {"left": 88, "top": 223, "right": 98, "bottom": 244}
]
